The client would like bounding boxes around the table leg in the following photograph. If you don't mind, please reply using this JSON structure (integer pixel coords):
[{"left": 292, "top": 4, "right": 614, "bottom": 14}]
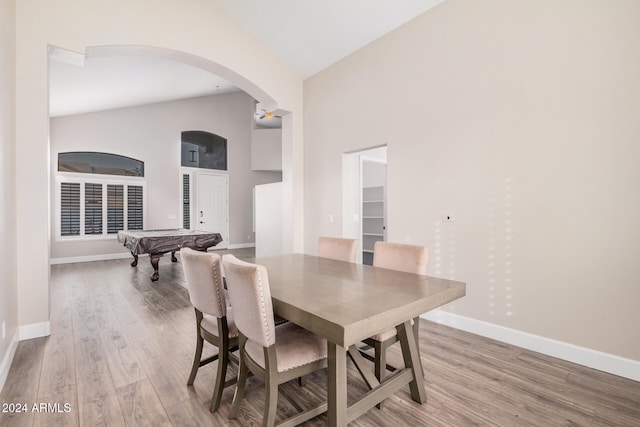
[
  {"left": 150, "top": 255, "right": 160, "bottom": 282},
  {"left": 171, "top": 251, "right": 178, "bottom": 262},
  {"left": 327, "top": 342, "right": 347, "bottom": 427},
  {"left": 397, "top": 320, "right": 426, "bottom": 403},
  {"left": 130, "top": 252, "right": 138, "bottom": 267}
]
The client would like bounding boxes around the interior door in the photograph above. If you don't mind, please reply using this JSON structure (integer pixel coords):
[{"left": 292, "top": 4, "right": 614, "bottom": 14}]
[{"left": 197, "top": 173, "right": 229, "bottom": 248}]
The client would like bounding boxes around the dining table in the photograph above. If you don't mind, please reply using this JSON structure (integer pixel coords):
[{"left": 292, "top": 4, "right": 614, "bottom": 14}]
[{"left": 248, "top": 253, "right": 466, "bottom": 426}]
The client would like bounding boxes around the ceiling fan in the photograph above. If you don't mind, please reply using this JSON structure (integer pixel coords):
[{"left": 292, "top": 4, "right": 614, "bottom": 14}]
[
  {"left": 257, "top": 109, "right": 282, "bottom": 120},
  {"left": 255, "top": 103, "right": 282, "bottom": 120}
]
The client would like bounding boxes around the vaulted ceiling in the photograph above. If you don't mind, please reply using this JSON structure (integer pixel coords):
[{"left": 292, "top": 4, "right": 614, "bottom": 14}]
[{"left": 49, "top": 0, "right": 445, "bottom": 117}]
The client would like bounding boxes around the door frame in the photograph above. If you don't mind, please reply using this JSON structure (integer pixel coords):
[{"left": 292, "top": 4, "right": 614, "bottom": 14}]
[
  {"left": 180, "top": 168, "right": 229, "bottom": 249},
  {"left": 341, "top": 146, "right": 387, "bottom": 264}
]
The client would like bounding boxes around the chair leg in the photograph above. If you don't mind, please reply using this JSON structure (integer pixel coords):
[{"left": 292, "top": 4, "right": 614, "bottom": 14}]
[
  {"left": 263, "top": 377, "right": 279, "bottom": 427},
  {"left": 229, "top": 352, "right": 249, "bottom": 420},
  {"left": 210, "top": 345, "right": 229, "bottom": 412},
  {"left": 187, "top": 331, "right": 204, "bottom": 385},
  {"left": 374, "top": 340, "right": 387, "bottom": 383}
]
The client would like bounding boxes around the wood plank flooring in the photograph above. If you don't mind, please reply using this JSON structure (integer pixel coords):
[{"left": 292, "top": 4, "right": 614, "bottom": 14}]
[{"left": 2, "top": 249, "right": 639, "bottom": 426}]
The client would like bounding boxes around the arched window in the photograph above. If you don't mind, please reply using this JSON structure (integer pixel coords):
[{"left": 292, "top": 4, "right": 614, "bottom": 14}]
[
  {"left": 58, "top": 151, "right": 144, "bottom": 176},
  {"left": 56, "top": 152, "right": 145, "bottom": 238},
  {"left": 181, "top": 131, "right": 227, "bottom": 171}
]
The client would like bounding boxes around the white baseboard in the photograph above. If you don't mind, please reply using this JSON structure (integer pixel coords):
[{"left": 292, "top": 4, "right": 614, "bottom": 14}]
[
  {"left": 50, "top": 252, "right": 133, "bottom": 265},
  {"left": 226, "top": 243, "right": 256, "bottom": 250},
  {"left": 422, "top": 310, "right": 640, "bottom": 382},
  {"left": 0, "top": 331, "right": 19, "bottom": 393},
  {"left": 19, "top": 321, "right": 51, "bottom": 341}
]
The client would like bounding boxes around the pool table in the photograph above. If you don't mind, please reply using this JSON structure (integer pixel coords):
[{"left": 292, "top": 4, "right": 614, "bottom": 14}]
[{"left": 117, "top": 229, "right": 223, "bottom": 281}]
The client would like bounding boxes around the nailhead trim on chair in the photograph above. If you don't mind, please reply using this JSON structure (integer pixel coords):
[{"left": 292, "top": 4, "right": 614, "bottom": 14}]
[
  {"left": 211, "top": 256, "right": 225, "bottom": 316},
  {"left": 256, "top": 268, "right": 273, "bottom": 346}
]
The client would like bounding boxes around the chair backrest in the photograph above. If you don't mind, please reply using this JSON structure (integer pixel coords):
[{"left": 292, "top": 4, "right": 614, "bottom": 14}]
[
  {"left": 222, "top": 254, "right": 276, "bottom": 348},
  {"left": 373, "top": 241, "right": 428, "bottom": 275},
  {"left": 181, "top": 248, "right": 226, "bottom": 318},
  {"left": 318, "top": 237, "right": 358, "bottom": 263}
]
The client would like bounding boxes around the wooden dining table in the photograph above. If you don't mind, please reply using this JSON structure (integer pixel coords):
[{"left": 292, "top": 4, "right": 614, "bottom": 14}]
[{"left": 248, "top": 253, "right": 466, "bottom": 426}]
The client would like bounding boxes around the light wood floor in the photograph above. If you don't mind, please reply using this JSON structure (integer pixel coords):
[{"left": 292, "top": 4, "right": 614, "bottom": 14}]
[{"left": 2, "top": 249, "right": 639, "bottom": 426}]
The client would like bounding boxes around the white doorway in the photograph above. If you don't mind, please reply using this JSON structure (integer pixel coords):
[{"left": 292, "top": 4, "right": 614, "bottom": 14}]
[
  {"left": 197, "top": 173, "right": 229, "bottom": 249},
  {"left": 342, "top": 146, "right": 387, "bottom": 264}
]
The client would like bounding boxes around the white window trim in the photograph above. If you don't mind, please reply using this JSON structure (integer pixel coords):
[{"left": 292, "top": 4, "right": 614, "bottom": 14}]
[{"left": 55, "top": 172, "right": 147, "bottom": 242}]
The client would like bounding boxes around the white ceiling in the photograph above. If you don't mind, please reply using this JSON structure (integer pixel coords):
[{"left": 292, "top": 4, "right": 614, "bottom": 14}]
[
  {"left": 213, "top": 0, "right": 445, "bottom": 79},
  {"left": 49, "top": 0, "right": 445, "bottom": 118}
]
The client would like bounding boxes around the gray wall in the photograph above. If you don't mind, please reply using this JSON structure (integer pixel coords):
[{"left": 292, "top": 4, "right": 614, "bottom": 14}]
[
  {"left": 0, "top": 0, "right": 17, "bottom": 384},
  {"left": 50, "top": 91, "right": 281, "bottom": 260},
  {"left": 304, "top": 0, "right": 640, "bottom": 362}
]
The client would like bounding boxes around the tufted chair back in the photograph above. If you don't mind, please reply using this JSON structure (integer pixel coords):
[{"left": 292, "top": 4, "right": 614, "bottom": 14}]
[
  {"left": 222, "top": 254, "right": 276, "bottom": 348},
  {"left": 318, "top": 237, "right": 358, "bottom": 263},
  {"left": 373, "top": 241, "right": 428, "bottom": 275},
  {"left": 181, "top": 248, "right": 226, "bottom": 318}
]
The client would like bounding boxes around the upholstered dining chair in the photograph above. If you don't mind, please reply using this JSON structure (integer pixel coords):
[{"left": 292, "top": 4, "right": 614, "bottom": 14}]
[
  {"left": 363, "top": 242, "right": 428, "bottom": 394},
  {"left": 318, "top": 236, "right": 358, "bottom": 263},
  {"left": 222, "top": 254, "right": 328, "bottom": 427},
  {"left": 180, "top": 248, "right": 239, "bottom": 413}
]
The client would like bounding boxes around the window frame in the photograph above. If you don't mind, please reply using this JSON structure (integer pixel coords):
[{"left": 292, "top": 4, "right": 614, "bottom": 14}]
[{"left": 55, "top": 172, "right": 147, "bottom": 242}]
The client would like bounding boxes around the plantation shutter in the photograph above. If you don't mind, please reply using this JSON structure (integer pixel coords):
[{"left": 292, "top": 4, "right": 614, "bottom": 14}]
[
  {"left": 127, "top": 185, "right": 144, "bottom": 230},
  {"left": 183, "top": 174, "right": 190, "bottom": 229},
  {"left": 107, "top": 184, "right": 124, "bottom": 234},
  {"left": 60, "top": 182, "right": 80, "bottom": 236},
  {"left": 84, "top": 183, "right": 103, "bottom": 235}
]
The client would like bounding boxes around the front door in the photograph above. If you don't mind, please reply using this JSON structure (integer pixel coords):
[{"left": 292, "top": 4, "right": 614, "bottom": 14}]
[{"left": 197, "top": 173, "right": 229, "bottom": 248}]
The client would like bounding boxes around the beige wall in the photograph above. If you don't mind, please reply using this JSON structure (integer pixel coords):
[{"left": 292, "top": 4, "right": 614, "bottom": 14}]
[
  {"left": 0, "top": 0, "right": 17, "bottom": 377},
  {"left": 16, "top": 0, "right": 303, "bottom": 330},
  {"left": 50, "top": 92, "right": 281, "bottom": 260},
  {"left": 304, "top": 0, "right": 640, "bottom": 361},
  {"left": 252, "top": 128, "right": 283, "bottom": 171}
]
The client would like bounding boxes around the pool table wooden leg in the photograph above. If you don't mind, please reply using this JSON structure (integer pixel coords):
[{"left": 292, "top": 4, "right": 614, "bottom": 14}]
[
  {"left": 171, "top": 251, "right": 178, "bottom": 262},
  {"left": 150, "top": 255, "right": 160, "bottom": 281},
  {"left": 130, "top": 253, "right": 138, "bottom": 267}
]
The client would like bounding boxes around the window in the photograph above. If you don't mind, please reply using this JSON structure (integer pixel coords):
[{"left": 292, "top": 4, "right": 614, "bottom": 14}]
[
  {"left": 182, "top": 173, "right": 191, "bottom": 229},
  {"left": 181, "top": 131, "right": 227, "bottom": 171},
  {"left": 56, "top": 176, "right": 146, "bottom": 239},
  {"left": 56, "top": 152, "right": 145, "bottom": 239},
  {"left": 128, "top": 186, "right": 144, "bottom": 230},
  {"left": 107, "top": 184, "right": 124, "bottom": 234},
  {"left": 84, "top": 183, "right": 103, "bottom": 235},
  {"left": 60, "top": 182, "right": 80, "bottom": 236},
  {"left": 58, "top": 152, "right": 144, "bottom": 177}
]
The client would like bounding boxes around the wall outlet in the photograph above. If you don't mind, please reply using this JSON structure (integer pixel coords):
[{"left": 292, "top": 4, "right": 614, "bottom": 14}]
[{"left": 442, "top": 214, "right": 455, "bottom": 222}]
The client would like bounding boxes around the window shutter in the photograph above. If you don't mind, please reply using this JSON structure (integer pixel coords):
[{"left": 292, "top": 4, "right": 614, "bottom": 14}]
[
  {"left": 127, "top": 185, "right": 144, "bottom": 230},
  {"left": 183, "top": 174, "right": 190, "bottom": 229},
  {"left": 60, "top": 182, "right": 80, "bottom": 236},
  {"left": 84, "top": 183, "right": 103, "bottom": 235},
  {"left": 107, "top": 184, "right": 124, "bottom": 234}
]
